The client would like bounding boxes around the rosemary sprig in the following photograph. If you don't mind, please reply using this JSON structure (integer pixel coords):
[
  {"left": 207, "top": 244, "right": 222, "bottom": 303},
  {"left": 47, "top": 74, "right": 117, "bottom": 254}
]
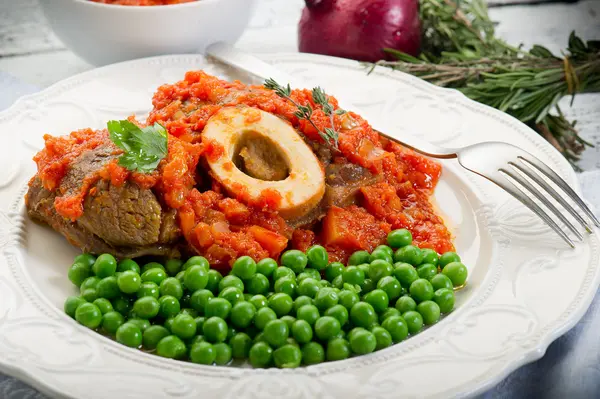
[
  {"left": 264, "top": 78, "right": 345, "bottom": 150},
  {"left": 373, "top": 0, "right": 600, "bottom": 168}
]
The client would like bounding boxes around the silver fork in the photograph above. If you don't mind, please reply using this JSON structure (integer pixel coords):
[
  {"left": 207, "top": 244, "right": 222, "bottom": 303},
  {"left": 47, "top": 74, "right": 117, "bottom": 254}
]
[{"left": 206, "top": 42, "right": 599, "bottom": 248}]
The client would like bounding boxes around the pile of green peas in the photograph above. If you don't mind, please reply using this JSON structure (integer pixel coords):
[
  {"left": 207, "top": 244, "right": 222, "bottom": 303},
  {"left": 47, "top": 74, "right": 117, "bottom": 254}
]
[{"left": 64, "top": 228, "right": 468, "bottom": 368}]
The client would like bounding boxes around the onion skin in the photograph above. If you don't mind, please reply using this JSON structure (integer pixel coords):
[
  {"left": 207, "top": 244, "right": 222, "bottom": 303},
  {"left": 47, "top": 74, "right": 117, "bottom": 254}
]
[{"left": 299, "top": 0, "right": 421, "bottom": 62}]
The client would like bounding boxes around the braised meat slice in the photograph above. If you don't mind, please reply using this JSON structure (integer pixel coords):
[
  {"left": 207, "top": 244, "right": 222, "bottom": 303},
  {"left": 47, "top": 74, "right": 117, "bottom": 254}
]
[{"left": 26, "top": 145, "right": 181, "bottom": 258}]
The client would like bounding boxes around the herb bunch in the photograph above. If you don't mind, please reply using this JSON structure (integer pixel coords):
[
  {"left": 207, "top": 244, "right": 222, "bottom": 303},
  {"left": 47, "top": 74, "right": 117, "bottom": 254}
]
[
  {"left": 374, "top": 0, "right": 600, "bottom": 167},
  {"left": 264, "top": 78, "right": 345, "bottom": 150},
  {"left": 108, "top": 120, "right": 168, "bottom": 173}
]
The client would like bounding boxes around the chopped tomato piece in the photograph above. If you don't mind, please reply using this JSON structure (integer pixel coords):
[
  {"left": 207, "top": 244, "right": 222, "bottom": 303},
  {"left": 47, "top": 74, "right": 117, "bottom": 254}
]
[{"left": 247, "top": 226, "right": 288, "bottom": 259}]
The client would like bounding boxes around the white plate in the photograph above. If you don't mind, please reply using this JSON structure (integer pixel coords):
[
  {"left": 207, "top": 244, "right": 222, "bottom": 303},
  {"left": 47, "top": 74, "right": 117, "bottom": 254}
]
[{"left": 0, "top": 54, "right": 598, "bottom": 399}]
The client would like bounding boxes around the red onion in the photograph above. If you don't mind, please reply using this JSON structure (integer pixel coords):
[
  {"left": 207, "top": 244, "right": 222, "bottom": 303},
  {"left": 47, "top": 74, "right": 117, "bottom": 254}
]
[{"left": 299, "top": 0, "right": 422, "bottom": 62}]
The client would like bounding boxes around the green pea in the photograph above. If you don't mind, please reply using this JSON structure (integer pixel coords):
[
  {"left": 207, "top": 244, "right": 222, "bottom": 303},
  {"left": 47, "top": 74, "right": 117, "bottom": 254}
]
[
  {"left": 75, "top": 303, "right": 102, "bottom": 329},
  {"left": 202, "top": 316, "right": 228, "bottom": 343},
  {"left": 369, "top": 249, "right": 393, "bottom": 265},
  {"left": 68, "top": 262, "right": 91, "bottom": 287},
  {"left": 190, "top": 341, "right": 216, "bottom": 364},
  {"left": 301, "top": 341, "right": 324, "bottom": 365},
  {"left": 326, "top": 337, "right": 350, "bottom": 361},
  {"left": 442, "top": 262, "right": 468, "bottom": 287},
  {"left": 393, "top": 263, "right": 418, "bottom": 288},
  {"left": 382, "top": 315, "right": 408, "bottom": 342},
  {"left": 246, "top": 274, "right": 270, "bottom": 295},
  {"left": 189, "top": 289, "right": 213, "bottom": 314},
  {"left": 163, "top": 259, "right": 183, "bottom": 276},
  {"left": 96, "top": 276, "right": 119, "bottom": 299},
  {"left": 350, "top": 302, "right": 377, "bottom": 328},
  {"left": 314, "top": 316, "right": 341, "bottom": 341},
  {"left": 128, "top": 318, "right": 150, "bottom": 332},
  {"left": 132, "top": 296, "right": 160, "bottom": 319},
  {"left": 342, "top": 266, "right": 365, "bottom": 286},
  {"left": 230, "top": 301, "right": 256, "bottom": 329},
  {"left": 183, "top": 256, "right": 210, "bottom": 272},
  {"left": 430, "top": 274, "right": 453, "bottom": 291},
  {"left": 330, "top": 275, "right": 342, "bottom": 289},
  {"left": 218, "top": 275, "right": 244, "bottom": 293},
  {"left": 358, "top": 263, "right": 371, "bottom": 277},
  {"left": 268, "top": 293, "right": 293, "bottom": 317},
  {"left": 80, "top": 288, "right": 98, "bottom": 302},
  {"left": 116, "top": 271, "right": 141, "bottom": 294},
  {"left": 387, "top": 229, "right": 412, "bottom": 248},
  {"left": 325, "top": 262, "right": 345, "bottom": 282},
  {"left": 230, "top": 332, "right": 252, "bottom": 359},
  {"left": 395, "top": 296, "right": 417, "bottom": 313},
  {"left": 306, "top": 245, "right": 328, "bottom": 270},
  {"left": 93, "top": 298, "right": 113, "bottom": 315},
  {"left": 253, "top": 306, "right": 276, "bottom": 330},
  {"left": 92, "top": 254, "right": 117, "bottom": 278},
  {"left": 204, "top": 298, "right": 231, "bottom": 319},
  {"left": 182, "top": 265, "right": 208, "bottom": 292},
  {"left": 338, "top": 290, "right": 359, "bottom": 310},
  {"left": 64, "top": 296, "right": 86, "bottom": 318},
  {"left": 180, "top": 308, "right": 198, "bottom": 318},
  {"left": 325, "top": 304, "right": 349, "bottom": 326},
  {"left": 273, "top": 266, "right": 295, "bottom": 282},
  {"left": 363, "top": 289, "right": 389, "bottom": 313},
  {"left": 439, "top": 252, "right": 461, "bottom": 268},
  {"left": 156, "top": 335, "right": 186, "bottom": 359},
  {"left": 74, "top": 253, "right": 96, "bottom": 268},
  {"left": 403, "top": 310, "right": 424, "bottom": 334},
  {"left": 116, "top": 322, "right": 142, "bottom": 348},
  {"left": 263, "top": 319, "right": 289, "bottom": 347},
  {"left": 302, "top": 269, "right": 322, "bottom": 281},
  {"left": 137, "top": 282, "right": 160, "bottom": 299},
  {"left": 117, "top": 259, "right": 139, "bottom": 274},
  {"left": 348, "top": 250, "right": 370, "bottom": 266},
  {"left": 319, "top": 280, "right": 332, "bottom": 288},
  {"left": 349, "top": 329, "right": 376, "bottom": 355},
  {"left": 296, "top": 304, "right": 320, "bottom": 326},
  {"left": 195, "top": 316, "right": 206, "bottom": 332},
  {"left": 314, "top": 288, "right": 339, "bottom": 311},
  {"left": 371, "top": 326, "right": 393, "bottom": 350},
  {"left": 249, "top": 294, "right": 268, "bottom": 310},
  {"left": 249, "top": 341, "right": 273, "bottom": 368},
  {"left": 274, "top": 277, "right": 297, "bottom": 297},
  {"left": 112, "top": 297, "right": 132, "bottom": 315},
  {"left": 175, "top": 270, "right": 186, "bottom": 284},
  {"left": 256, "top": 258, "right": 278, "bottom": 277},
  {"left": 280, "top": 250, "right": 308, "bottom": 274},
  {"left": 205, "top": 269, "right": 223, "bottom": 294},
  {"left": 379, "top": 307, "right": 401, "bottom": 323},
  {"left": 361, "top": 278, "right": 375, "bottom": 294},
  {"left": 141, "top": 268, "right": 167, "bottom": 285},
  {"left": 142, "top": 325, "right": 170, "bottom": 350},
  {"left": 214, "top": 342, "right": 233, "bottom": 365},
  {"left": 297, "top": 278, "right": 320, "bottom": 298},
  {"left": 279, "top": 315, "right": 295, "bottom": 331},
  {"left": 232, "top": 256, "right": 257, "bottom": 280},
  {"left": 273, "top": 344, "right": 302, "bottom": 368},
  {"left": 142, "top": 262, "right": 165, "bottom": 274},
  {"left": 394, "top": 245, "right": 424, "bottom": 266},
  {"left": 420, "top": 249, "right": 439, "bottom": 266},
  {"left": 169, "top": 314, "right": 196, "bottom": 339},
  {"left": 409, "top": 278, "right": 434, "bottom": 303},
  {"left": 288, "top": 319, "right": 311, "bottom": 344},
  {"left": 377, "top": 276, "right": 403, "bottom": 301},
  {"left": 417, "top": 263, "right": 438, "bottom": 280},
  {"left": 159, "top": 277, "right": 183, "bottom": 300},
  {"left": 219, "top": 287, "right": 245, "bottom": 306},
  {"left": 433, "top": 288, "right": 455, "bottom": 313},
  {"left": 368, "top": 259, "right": 393, "bottom": 283},
  {"left": 292, "top": 296, "right": 311, "bottom": 311},
  {"left": 102, "top": 311, "right": 125, "bottom": 334},
  {"left": 417, "top": 300, "right": 441, "bottom": 325},
  {"left": 81, "top": 276, "right": 100, "bottom": 291}
]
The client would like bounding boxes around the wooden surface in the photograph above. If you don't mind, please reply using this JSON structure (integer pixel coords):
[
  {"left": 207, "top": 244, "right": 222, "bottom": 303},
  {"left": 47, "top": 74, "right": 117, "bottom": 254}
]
[{"left": 0, "top": 0, "right": 599, "bottom": 169}]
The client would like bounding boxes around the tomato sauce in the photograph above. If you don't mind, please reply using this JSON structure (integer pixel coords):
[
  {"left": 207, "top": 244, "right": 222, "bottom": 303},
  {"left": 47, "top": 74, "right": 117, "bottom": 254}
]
[
  {"left": 32, "top": 70, "right": 454, "bottom": 268},
  {"left": 90, "top": 0, "right": 196, "bottom": 6}
]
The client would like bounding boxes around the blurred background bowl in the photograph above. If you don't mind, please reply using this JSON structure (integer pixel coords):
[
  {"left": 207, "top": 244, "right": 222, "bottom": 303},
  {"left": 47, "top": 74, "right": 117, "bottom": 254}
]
[{"left": 39, "top": 0, "right": 256, "bottom": 66}]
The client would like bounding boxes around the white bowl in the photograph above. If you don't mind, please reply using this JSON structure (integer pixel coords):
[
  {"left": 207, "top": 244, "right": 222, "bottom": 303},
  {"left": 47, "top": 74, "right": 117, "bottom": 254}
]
[{"left": 39, "top": 0, "right": 256, "bottom": 66}]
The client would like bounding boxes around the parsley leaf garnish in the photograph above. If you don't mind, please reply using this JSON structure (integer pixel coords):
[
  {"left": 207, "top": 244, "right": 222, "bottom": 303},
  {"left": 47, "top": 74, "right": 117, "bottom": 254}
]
[{"left": 107, "top": 120, "right": 168, "bottom": 173}]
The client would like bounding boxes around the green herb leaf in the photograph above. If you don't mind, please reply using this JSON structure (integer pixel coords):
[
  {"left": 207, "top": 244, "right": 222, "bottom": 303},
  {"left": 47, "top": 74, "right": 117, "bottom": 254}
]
[{"left": 107, "top": 120, "right": 168, "bottom": 174}]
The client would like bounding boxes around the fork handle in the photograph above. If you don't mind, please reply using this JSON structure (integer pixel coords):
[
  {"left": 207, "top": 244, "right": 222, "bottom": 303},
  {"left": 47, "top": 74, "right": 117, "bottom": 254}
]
[{"left": 205, "top": 42, "right": 459, "bottom": 159}]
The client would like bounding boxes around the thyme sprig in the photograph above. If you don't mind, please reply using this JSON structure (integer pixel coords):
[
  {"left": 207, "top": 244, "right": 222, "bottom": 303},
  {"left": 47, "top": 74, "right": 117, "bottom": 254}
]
[{"left": 264, "top": 78, "right": 345, "bottom": 150}]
